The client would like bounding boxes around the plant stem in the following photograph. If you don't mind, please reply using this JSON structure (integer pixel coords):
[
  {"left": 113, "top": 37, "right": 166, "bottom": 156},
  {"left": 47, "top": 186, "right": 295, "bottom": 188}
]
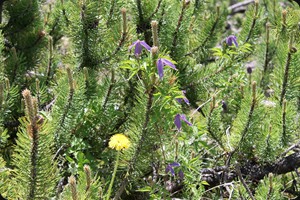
[
  {"left": 245, "top": 1, "right": 259, "bottom": 43},
  {"left": 236, "top": 164, "right": 255, "bottom": 200},
  {"left": 280, "top": 48, "right": 292, "bottom": 106},
  {"left": 171, "top": 2, "right": 187, "bottom": 57},
  {"left": 106, "top": 151, "right": 120, "bottom": 200}
]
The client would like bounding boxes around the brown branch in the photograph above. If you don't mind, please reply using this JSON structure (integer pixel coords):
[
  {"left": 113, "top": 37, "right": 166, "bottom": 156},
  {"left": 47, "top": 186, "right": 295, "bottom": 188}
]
[
  {"left": 171, "top": 1, "right": 188, "bottom": 56},
  {"left": 236, "top": 164, "right": 255, "bottom": 200},
  {"left": 147, "top": 0, "right": 163, "bottom": 21},
  {"left": 201, "top": 152, "right": 300, "bottom": 187},
  {"left": 228, "top": 0, "right": 254, "bottom": 14}
]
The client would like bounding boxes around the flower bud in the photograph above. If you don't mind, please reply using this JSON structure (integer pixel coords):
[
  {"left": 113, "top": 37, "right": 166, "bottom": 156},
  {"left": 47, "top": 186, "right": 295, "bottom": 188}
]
[
  {"left": 66, "top": 66, "right": 74, "bottom": 91},
  {"left": 84, "top": 165, "right": 91, "bottom": 191},
  {"left": 68, "top": 175, "right": 78, "bottom": 200},
  {"left": 282, "top": 10, "right": 287, "bottom": 26},
  {"left": 22, "top": 89, "right": 36, "bottom": 125},
  {"left": 121, "top": 8, "right": 127, "bottom": 33},
  {"left": 151, "top": 20, "right": 159, "bottom": 47},
  {"left": 151, "top": 46, "right": 158, "bottom": 56},
  {"left": 247, "top": 66, "right": 253, "bottom": 74}
]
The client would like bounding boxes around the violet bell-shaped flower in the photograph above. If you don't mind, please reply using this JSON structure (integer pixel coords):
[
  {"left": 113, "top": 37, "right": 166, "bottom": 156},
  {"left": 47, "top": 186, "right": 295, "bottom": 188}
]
[
  {"left": 129, "top": 40, "right": 151, "bottom": 57},
  {"left": 165, "top": 162, "right": 180, "bottom": 176},
  {"left": 166, "top": 162, "right": 184, "bottom": 179},
  {"left": 174, "top": 114, "right": 192, "bottom": 131},
  {"left": 226, "top": 35, "right": 238, "bottom": 47},
  {"left": 176, "top": 90, "right": 190, "bottom": 105},
  {"left": 156, "top": 58, "right": 177, "bottom": 79}
]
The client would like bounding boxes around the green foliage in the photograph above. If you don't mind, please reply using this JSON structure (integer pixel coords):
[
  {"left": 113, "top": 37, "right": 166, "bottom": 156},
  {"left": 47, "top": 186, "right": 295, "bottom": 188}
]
[
  {"left": 0, "top": 0, "right": 299, "bottom": 199},
  {"left": 59, "top": 165, "right": 102, "bottom": 200},
  {"left": 255, "top": 174, "right": 283, "bottom": 200},
  {"left": 7, "top": 117, "right": 58, "bottom": 199}
]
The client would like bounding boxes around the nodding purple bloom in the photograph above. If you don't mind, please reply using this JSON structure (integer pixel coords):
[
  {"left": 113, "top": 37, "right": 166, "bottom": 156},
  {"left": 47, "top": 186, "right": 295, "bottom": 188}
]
[
  {"left": 226, "top": 35, "right": 238, "bottom": 47},
  {"left": 156, "top": 58, "right": 177, "bottom": 79},
  {"left": 174, "top": 114, "right": 192, "bottom": 131},
  {"left": 129, "top": 40, "right": 151, "bottom": 57},
  {"left": 178, "top": 170, "right": 184, "bottom": 180},
  {"left": 247, "top": 66, "right": 253, "bottom": 74},
  {"left": 245, "top": 61, "right": 256, "bottom": 74},
  {"left": 221, "top": 100, "right": 227, "bottom": 112},
  {"left": 176, "top": 90, "right": 190, "bottom": 105},
  {"left": 166, "top": 162, "right": 180, "bottom": 176}
]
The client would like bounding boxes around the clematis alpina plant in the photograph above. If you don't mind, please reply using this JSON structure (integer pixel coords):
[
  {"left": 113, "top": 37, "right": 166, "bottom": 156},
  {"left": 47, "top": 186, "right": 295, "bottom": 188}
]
[
  {"left": 226, "top": 35, "right": 238, "bottom": 47},
  {"left": 156, "top": 58, "right": 177, "bottom": 79},
  {"left": 166, "top": 162, "right": 184, "bottom": 179},
  {"left": 174, "top": 114, "right": 192, "bottom": 131},
  {"left": 176, "top": 90, "right": 190, "bottom": 105},
  {"left": 129, "top": 40, "right": 151, "bottom": 57}
]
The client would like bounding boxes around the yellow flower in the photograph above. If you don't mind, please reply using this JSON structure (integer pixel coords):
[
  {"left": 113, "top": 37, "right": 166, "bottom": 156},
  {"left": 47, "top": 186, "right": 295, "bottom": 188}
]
[{"left": 109, "top": 134, "right": 130, "bottom": 151}]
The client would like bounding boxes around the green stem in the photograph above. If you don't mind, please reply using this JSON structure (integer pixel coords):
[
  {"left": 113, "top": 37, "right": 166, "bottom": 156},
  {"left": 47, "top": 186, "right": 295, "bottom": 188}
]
[{"left": 106, "top": 151, "right": 120, "bottom": 200}]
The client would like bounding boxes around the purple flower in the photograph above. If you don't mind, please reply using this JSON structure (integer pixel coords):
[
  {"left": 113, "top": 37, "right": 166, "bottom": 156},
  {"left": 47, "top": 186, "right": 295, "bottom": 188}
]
[
  {"left": 166, "top": 162, "right": 180, "bottom": 176},
  {"left": 176, "top": 90, "right": 190, "bottom": 105},
  {"left": 129, "top": 40, "right": 151, "bottom": 57},
  {"left": 245, "top": 61, "right": 255, "bottom": 74},
  {"left": 221, "top": 100, "right": 228, "bottom": 112},
  {"left": 226, "top": 35, "right": 238, "bottom": 47},
  {"left": 178, "top": 170, "right": 184, "bottom": 180},
  {"left": 174, "top": 114, "right": 192, "bottom": 131},
  {"left": 156, "top": 58, "right": 177, "bottom": 79}
]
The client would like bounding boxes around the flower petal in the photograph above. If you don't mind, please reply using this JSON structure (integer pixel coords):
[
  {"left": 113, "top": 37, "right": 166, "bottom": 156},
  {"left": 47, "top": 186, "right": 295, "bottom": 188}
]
[
  {"left": 140, "top": 41, "right": 151, "bottom": 51},
  {"left": 233, "top": 39, "right": 238, "bottom": 47},
  {"left": 170, "top": 162, "right": 180, "bottom": 167},
  {"left": 129, "top": 40, "right": 139, "bottom": 51},
  {"left": 182, "top": 91, "right": 190, "bottom": 105},
  {"left": 157, "top": 59, "right": 164, "bottom": 79},
  {"left": 176, "top": 98, "right": 183, "bottom": 104},
  {"left": 169, "top": 167, "right": 175, "bottom": 176},
  {"left": 165, "top": 165, "right": 175, "bottom": 176},
  {"left": 178, "top": 170, "right": 184, "bottom": 179},
  {"left": 134, "top": 42, "right": 142, "bottom": 56},
  {"left": 162, "top": 58, "right": 177, "bottom": 70},
  {"left": 183, "top": 97, "right": 190, "bottom": 105},
  {"left": 174, "top": 114, "right": 182, "bottom": 130},
  {"left": 226, "top": 35, "right": 238, "bottom": 47},
  {"left": 180, "top": 114, "right": 192, "bottom": 126}
]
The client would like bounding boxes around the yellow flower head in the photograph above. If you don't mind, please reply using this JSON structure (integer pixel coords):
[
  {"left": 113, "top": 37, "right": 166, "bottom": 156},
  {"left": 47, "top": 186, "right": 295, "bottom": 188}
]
[{"left": 109, "top": 134, "right": 130, "bottom": 151}]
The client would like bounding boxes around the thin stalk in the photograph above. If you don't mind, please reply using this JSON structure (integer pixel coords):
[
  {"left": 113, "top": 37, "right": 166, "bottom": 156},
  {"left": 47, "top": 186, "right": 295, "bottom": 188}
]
[
  {"left": 106, "top": 0, "right": 116, "bottom": 27},
  {"left": 230, "top": 81, "right": 257, "bottom": 162},
  {"left": 245, "top": 0, "right": 259, "bottom": 43},
  {"left": 0, "top": 0, "right": 5, "bottom": 24},
  {"left": 103, "top": 69, "right": 115, "bottom": 109},
  {"left": 266, "top": 173, "right": 273, "bottom": 200},
  {"left": 100, "top": 8, "right": 128, "bottom": 63},
  {"left": 46, "top": 36, "right": 53, "bottom": 85},
  {"left": 114, "top": 86, "right": 155, "bottom": 200},
  {"left": 55, "top": 67, "right": 74, "bottom": 143},
  {"left": 28, "top": 125, "right": 38, "bottom": 200},
  {"left": 147, "top": 0, "right": 163, "bottom": 21},
  {"left": 185, "top": 6, "right": 220, "bottom": 56},
  {"left": 236, "top": 164, "right": 255, "bottom": 200},
  {"left": 280, "top": 40, "right": 293, "bottom": 106},
  {"left": 207, "top": 95, "right": 225, "bottom": 150},
  {"left": 61, "top": 0, "right": 70, "bottom": 26},
  {"left": 260, "top": 23, "right": 270, "bottom": 88},
  {"left": 22, "top": 90, "right": 39, "bottom": 200},
  {"left": 106, "top": 152, "right": 120, "bottom": 200},
  {"left": 282, "top": 99, "right": 287, "bottom": 145},
  {"left": 171, "top": 2, "right": 187, "bottom": 56}
]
